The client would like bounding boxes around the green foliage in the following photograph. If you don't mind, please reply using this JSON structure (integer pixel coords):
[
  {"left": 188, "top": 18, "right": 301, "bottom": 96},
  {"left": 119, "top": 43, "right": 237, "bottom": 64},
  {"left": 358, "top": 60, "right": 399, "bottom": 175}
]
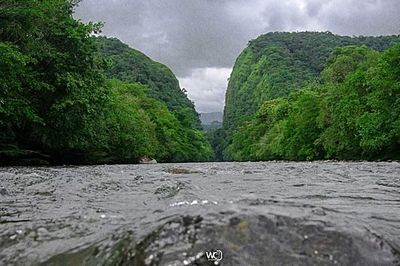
[
  {"left": 96, "top": 37, "right": 212, "bottom": 162},
  {"left": 0, "top": 43, "right": 38, "bottom": 140},
  {"left": 223, "top": 32, "right": 400, "bottom": 158},
  {"left": 97, "top": 80, "right": 212, "bottom": 163},
  {"left": 225, "top": 43, "right": 400, "bottom": 161},
  {"left": 1, "top": 0, "right": 108, "bottom": 163},
  {"left": 321, "top": 45, "right": 379, "bottom": 83},
  {"left": 0, "top": 0, "right": 211, "bottom": 164},
  {"left": 99, "top": 80, "right": 159, "bottom": 162},
  {"left": 95, "top": 37, "right": 199, "bottom": 121}
]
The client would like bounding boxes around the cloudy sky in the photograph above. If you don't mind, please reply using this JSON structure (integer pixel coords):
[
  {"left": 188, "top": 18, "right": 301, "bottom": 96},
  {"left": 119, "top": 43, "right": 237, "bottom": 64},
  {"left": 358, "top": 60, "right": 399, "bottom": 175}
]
[{"left": 74, "top": 0, "right": 400, "bottom": 113}]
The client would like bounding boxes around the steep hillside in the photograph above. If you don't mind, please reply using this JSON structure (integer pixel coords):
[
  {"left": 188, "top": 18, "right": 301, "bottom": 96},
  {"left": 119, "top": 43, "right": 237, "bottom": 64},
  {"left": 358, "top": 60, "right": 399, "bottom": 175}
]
[
  {"left": 94, "top": 37, "right": 212, "bottom": 163},
  {"left": 221, "top": 32, "right": 400, "bottom": 161},
  {"left": 96, "top": 37, "right": 202, "bottom": 129},
  {"left": 0, "top": 1, "right": 211, "bottom": 165},
  {"left": 223, "top": 32, "right": 400, "bottom": 133}
]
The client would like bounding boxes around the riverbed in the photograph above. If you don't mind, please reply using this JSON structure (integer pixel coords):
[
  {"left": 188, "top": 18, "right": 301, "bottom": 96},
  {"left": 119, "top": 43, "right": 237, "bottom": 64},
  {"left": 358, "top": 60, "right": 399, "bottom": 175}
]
[{"left": 0, "top": 162, "right": 399, "bottom": 265}]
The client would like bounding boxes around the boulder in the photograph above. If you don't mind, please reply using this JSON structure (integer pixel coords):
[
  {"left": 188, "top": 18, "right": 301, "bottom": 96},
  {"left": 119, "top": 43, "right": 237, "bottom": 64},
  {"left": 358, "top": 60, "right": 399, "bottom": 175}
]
[
  {"left": 139, "top": 156, "right": 157, "bottom": 164},
  {"left": 116, "top": 213, "right": 399, "bottom": 266}
]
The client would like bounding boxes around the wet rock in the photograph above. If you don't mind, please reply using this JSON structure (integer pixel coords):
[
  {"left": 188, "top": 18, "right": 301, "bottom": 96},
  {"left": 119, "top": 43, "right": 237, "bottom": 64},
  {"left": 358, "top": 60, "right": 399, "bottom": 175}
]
[
  {"left": 154, "top": 182, "right": 184, "bottom": 199},
  {"left": 139, "top": 156, "right": 157, "bottom": 164},
  {"left": 312, "top": 207, "right": 327, "bottom": 216},
  {"left": 27, "top": 227, "right": 52, "bottom": 242},
  {"left": 117, "top": 213, "right": 398, "bottom": 266},
  {"left": 0, "top": 187, "right": 9, "bottom": 196},
  {"left": 34, "top": 190, "right": 53, "bottom": 197},
  {"left": 240, "top": 169, "right": 253, "bottom": 174},
  {"left": 165, "top": 168, "right": 202, "bottom": 174},
  {"left": 36, "top": 227, "right": 50, "bottom": 241}
]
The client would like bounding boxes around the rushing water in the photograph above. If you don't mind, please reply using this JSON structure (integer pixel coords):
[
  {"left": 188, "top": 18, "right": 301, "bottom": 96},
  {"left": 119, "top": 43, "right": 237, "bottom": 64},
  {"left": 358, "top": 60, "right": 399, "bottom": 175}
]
[{"left": 0, "top": 161, "right": 399, "bottom": 265}]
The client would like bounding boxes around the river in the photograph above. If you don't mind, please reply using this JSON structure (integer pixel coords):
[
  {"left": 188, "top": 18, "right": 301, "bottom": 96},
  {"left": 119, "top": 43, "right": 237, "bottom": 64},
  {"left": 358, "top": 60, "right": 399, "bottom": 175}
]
[{"left": 0, "top": 161, "right": 399, "bottom": 265}]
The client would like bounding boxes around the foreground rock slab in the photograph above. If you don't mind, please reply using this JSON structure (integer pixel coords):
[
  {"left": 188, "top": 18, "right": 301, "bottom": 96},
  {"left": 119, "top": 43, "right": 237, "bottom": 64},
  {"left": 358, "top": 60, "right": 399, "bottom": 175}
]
[{"left": 42, "top": 212, "right": 398, "bottom": 266}]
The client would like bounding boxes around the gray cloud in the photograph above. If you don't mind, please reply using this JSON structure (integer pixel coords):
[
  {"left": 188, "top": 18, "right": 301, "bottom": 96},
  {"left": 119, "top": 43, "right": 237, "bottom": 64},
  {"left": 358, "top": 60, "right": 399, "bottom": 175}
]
[
  {"left": 313, "top": 0, "right": 400, "bottom": 36},
  {"left": 179, "top": 67, "right": 231, "bottom": 113},
  {"left": 74, "top": 0, "right": 400, "bottom": 112}
]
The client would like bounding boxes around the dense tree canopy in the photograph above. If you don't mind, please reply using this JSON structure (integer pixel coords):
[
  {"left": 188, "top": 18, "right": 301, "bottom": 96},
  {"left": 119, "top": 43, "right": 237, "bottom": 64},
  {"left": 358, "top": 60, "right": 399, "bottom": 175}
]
[
  {"left": 96, "top": 37, "right": 212, "bottom": 162},
  {"left": 0, "top": 0, "right": 107, "bottom": 163},
  {"left": 2, "top": 3, "right": 398, "bottom": 164},
  {"left": 224, "top": 32, "right": 399, "bottom": 133},
  {"left": 224, "top": 44, "right": 400, "bottom": 161},
  {"left": 0, "top": 0, "right": 211, "bottom": 165},
  {"left": 220, "top": 32, "right": 400, "bottom": 161},
  {"left": 96, "top": 37, "right": 200, "bottom": 122}
]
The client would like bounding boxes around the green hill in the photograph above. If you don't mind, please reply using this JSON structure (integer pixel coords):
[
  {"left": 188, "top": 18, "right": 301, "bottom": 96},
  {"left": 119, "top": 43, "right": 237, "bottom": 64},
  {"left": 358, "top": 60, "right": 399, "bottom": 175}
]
[
  {"left": 221, "top": 32, "right": 400, "bottom": 161},
  {"left": 0, "top": 0, "right": 211, "bottom": 165},
  {"left": 96, "top": 37, "right": 200, "bottom": 125},
  {"left": 95, "top": 37, "right": 212, "bottom": 163}
]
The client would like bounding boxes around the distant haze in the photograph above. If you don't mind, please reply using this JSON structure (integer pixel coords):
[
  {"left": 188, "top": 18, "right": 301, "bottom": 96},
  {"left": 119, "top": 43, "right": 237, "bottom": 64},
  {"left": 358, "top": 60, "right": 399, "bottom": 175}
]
[
  {"left": 200, "top": 112, "right": 223, "bottom": 125},
  {"left": 74, "top": 0, "right": 400, "bottom": 113}
]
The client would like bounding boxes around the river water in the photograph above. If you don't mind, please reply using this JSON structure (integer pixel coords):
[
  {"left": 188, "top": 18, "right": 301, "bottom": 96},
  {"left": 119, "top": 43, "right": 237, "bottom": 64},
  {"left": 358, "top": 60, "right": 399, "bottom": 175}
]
[{"left": 0, "top": 162, "right": 399, "bottom": 265}]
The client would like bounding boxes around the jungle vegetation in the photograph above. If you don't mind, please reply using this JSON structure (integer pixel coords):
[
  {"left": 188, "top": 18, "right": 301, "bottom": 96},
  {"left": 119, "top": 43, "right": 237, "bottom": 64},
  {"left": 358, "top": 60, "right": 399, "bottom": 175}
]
[
  {"left": 0, "top": 0, "right": 212, "bottom": 165},
  {"left": 1, "top": 2, "right": 398, "bottom": 164},
  {"left": 221, "top": 32, "right": 400, "bottom": 161}
]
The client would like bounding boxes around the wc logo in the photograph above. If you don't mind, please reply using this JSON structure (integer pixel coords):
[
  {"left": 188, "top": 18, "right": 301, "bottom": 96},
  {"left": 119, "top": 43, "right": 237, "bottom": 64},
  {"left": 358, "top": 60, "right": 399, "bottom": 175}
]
[{"left": 205, "top": 249, "right": 223, "bottom": 263}]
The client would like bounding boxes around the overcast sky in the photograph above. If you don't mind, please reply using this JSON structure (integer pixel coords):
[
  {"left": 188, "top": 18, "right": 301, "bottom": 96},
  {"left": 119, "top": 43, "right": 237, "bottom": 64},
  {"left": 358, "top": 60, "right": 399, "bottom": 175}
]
[{"left": 74, "top": 0, "right": 400, "bottom": 113}]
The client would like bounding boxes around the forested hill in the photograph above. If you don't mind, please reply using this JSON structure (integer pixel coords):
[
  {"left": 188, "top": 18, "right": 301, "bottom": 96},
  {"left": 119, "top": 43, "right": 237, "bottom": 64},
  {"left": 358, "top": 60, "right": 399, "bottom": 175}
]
[
  {"left": 223, "top": 32, "right": 400, "bottom": 132},
  {"left": 0, "top": 0, "right": 211, "bottom": 165},
  {"left": 96, "top": 37, "right": 201, "bottom": 128},
  {"left": 219, "top": 32, "right": 400, "bottom": 161}
]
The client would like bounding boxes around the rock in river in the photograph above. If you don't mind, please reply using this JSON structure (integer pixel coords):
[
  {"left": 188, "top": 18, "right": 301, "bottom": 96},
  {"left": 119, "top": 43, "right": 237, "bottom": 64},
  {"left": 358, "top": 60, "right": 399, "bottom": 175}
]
[{"left": 139, "top": 156, "right": 158, "bottom": 164}]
